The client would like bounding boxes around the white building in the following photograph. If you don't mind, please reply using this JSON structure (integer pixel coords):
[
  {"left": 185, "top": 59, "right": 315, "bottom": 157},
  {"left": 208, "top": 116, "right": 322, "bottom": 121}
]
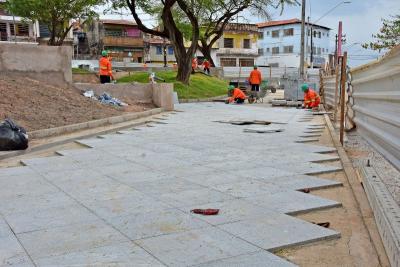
[{"left": 256, "top": 18, "right": 331, "bottom": 68}]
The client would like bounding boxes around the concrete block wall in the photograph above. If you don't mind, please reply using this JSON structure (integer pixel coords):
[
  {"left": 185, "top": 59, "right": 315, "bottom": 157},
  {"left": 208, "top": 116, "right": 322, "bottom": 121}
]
[{"left": 0, "top": 43, "right": 72, "bottom": 87}]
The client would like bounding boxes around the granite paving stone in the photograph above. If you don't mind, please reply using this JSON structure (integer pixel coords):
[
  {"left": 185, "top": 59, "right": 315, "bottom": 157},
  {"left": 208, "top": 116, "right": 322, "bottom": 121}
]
[
  {"left": 136, "top": 227, "right": 261, "bottom": 267},
  {"left": 108, "top": 208, "right": 210, "bottom": 240},
  {"left": 0, "top": 235, "right": 34, "bottom": 267},
  {"left": 193, "top": 251, "right": 297, "bottom": 267},
  {"left": 218, "top": 213, "right": 340, "bottom": 251}
]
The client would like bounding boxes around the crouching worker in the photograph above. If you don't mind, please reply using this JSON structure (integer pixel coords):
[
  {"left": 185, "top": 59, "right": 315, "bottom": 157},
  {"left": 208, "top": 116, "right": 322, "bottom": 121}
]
[
  {"left": 225, "top": 85, "right": 246, "bottom": 104},
  {"left": 301, "top": 83, "right": 320, "bottom": 110}
]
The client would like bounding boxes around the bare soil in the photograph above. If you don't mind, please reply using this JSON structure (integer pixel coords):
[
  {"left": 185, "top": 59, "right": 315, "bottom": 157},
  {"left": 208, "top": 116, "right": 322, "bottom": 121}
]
[
  {"left": 0, "top": 73, "right": 154, "bottom": 131},
  {"left": 275, "top": 115, "right": 389, "bottom": 267}
]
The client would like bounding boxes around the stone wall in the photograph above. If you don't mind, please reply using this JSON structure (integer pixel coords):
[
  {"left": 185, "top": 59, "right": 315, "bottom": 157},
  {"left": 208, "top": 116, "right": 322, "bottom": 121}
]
[{"left": 0, "top": 43, "right": 72, "bottom": 87}]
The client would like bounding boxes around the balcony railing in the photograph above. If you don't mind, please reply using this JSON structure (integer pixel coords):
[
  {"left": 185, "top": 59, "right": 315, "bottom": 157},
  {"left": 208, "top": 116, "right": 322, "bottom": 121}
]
[{"left": 103, "top": 36, "right": 144, "bottom": 47}]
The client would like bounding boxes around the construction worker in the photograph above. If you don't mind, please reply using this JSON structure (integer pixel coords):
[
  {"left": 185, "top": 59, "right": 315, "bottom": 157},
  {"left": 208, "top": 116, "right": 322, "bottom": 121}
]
[
  {"left": 302, "top": 83, "right": 321, "bottom": 110},
  {"left": 191, "top": 56, "right": 198, "bottom": 74},
  {"left": 226, "top": 85, "right": 246, "bottom": 104},
  {"left": 202, "top": 59, "right": 211, "bottom": 75},
  {"left": 248, "top": 65, "right": 262, "bottom": 92},
  {"left": 99, "top": 50, "right": 113, "bottom": 84}
]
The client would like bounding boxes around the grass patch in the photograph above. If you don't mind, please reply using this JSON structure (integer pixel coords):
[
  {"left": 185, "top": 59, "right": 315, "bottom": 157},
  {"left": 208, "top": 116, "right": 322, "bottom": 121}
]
[
  {"left": 117, "top": 71, "right": 228, "bottom": 99},
  {"left": 72, "top": 68, "right": 92, "bottom": 74}
]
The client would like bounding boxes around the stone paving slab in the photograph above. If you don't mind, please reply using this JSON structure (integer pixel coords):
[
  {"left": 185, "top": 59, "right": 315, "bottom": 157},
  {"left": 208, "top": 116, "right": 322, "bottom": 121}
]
[
  {"left": 0, "top": 235, "right": 34, "bottom": 266},
  {"left": 218, "top": 213, "right": 340, "bottom": 251},
  {"left": 245, "top": 190, "right": 341, "bottom": 215},
  {"left": 136, "top": 227, "right": 261, "bottom": 267},
  {"left": 34, "top": 242, "right": 165, "bottom": 267},
  {"left": 0, "top": 103, "right": 345, "bottom": 266},
  {"left": 194, "top": 251, "right": 297, "bottom": 267},
  {"left": 108, "top": 208, "right": 209, "bottom": 240},
  {"left": 17, "top": 222, "right": 129, "bottom": 260}
]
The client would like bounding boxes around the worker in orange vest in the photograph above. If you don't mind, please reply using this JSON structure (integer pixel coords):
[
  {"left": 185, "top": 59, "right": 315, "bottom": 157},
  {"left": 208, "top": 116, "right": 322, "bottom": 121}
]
[
  {"left": 226, "top": 85, "right": 246, "bottom": 104},
  {"left": 302, "top": 84, "right": 321, "bottom": 110},
  {"left": 248, "top": 65, "right": 262, "bottom": 92},
  {"left": 202, "top": 59, "right": 211, "bottom": 75},
  {"left": 192, "top": 56, "right": 198, "bottom": 74},
  {"left": 99, "top": 50, "right": 113, "bottom": 84}
]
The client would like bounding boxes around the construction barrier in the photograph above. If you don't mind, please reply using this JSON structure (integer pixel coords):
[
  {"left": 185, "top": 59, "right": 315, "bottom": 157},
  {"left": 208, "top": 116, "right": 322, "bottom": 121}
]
[{"left": 351, "top": 46, "right": 400, "bottom": 170}]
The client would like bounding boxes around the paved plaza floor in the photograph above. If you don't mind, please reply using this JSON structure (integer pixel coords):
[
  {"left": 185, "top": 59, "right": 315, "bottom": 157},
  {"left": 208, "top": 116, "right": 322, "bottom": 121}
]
[{"left": 0, "top": 103, "right": 344, "bottom": 266}]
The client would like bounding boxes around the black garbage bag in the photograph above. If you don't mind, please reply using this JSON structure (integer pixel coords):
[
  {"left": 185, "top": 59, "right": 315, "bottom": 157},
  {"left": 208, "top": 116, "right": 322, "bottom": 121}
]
[{"left": 0, "top": 119, "right": 29, "bottom": 151}]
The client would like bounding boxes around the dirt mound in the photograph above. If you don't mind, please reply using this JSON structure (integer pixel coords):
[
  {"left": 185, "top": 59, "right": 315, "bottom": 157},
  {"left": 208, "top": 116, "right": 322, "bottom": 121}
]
[{"left": 0, "top": 74, "right": 154, "bottom": 131}]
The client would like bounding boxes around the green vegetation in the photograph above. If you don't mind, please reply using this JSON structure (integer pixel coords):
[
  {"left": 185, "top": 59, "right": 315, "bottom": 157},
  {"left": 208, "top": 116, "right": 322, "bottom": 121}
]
[
  {"left": 72, "top": 68, "right": 92, "bottom": 74},
  {"left": 117, "top": 71, "right": 228, "bottom": 99}
]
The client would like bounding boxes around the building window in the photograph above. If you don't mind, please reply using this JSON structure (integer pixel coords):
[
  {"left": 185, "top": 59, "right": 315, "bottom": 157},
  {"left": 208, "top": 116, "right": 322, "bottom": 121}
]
[
  {"left": 313, "top": 31, "right": 316, "bottom": 38},
  {"left": 317, "top": 47, "right": 321, "bottom": 55},
  {"left": 259, "top": 32, "right": 264, "bottom": 40},
  {"left": 318, "top": 31, "right": 321, "bottom": 38},
  {"left": 224, "top": 38, "right": 234, "bottom": 48},
  {"left": 327, "top": 32, "right": 329, "bottom": 37},
  {"left": 312, "top": 46, "right": 316, "bottom": 54},
  {"left": 283, "top": 28, "right": 294, "bottom": 36},
  {"left": 258, "top": 48, "right": 264, "bottom": 56},
  {"left": 168, "top": 46, "right": 174, "bottom": 55},
  {"left": 243, "top": 39, "right": 250, "bottom": 49},
  {"left": 239, "top": 58, "right": 254, "bottom": 67},
  {"left": 10, "top": 23, "right": 29, "bottom": 36},
  {"left": 266, "top": 47, "right": 270, "bottom": 53},
  {"left": 271, "top": 30, "right": 279, "bottom": 38},
  {"left": 307, "top": 46, "right": 311, "bottom": 53},
  {"left": 266, "top": 31, "right": 270, "bottom": 36},
  {"left": 307, "top": 29, "right": 310, "bottom": 36},
  {"left": 0, "top": 23, "right": 7, "bottom": 41},
  {"left": 156, "top": 46, "right": 162, "bottom": 55},
  {"left": 220, "top": 58, "right": 236, "bottom": 67},
  {"left": 284, "top": 45, "right": 293, "bottom": 53},
  {"left": 272, "top": 47, "right": 279, "bottom": 54}
]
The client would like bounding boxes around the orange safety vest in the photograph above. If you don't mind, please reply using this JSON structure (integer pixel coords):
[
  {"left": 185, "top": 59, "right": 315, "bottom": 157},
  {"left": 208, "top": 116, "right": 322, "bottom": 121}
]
[
  {"left": 229, "top": 88, "right": 246, "bottom": 103},
  {"left": 249, "top": 70, "right": 262, "bottom": 85},
  {"left": 304, "top": 89, "right": 321, "bottom": 107},
  {"left": 99, "top": 57, "right": 112, "bottom": 76},
  {"left": 203, "top": 61, "right": 210, "bottom": 68}
]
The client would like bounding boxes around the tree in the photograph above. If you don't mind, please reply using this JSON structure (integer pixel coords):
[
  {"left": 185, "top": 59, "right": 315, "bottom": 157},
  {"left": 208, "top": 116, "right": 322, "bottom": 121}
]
[
  {"left": 362, "top": 15, "right": 400, "bottom": 51},
  {"left": 174, "top": 0, "right": 298, "bottom": 66},
  {"left": 6, "top": 0, "right": 104, "bottom": 46}
]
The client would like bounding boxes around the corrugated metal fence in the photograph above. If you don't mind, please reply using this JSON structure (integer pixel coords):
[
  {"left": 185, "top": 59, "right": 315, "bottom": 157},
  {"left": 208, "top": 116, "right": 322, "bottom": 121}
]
[{"left": 350, "top": 46, "right": 400, "bottom": 170}]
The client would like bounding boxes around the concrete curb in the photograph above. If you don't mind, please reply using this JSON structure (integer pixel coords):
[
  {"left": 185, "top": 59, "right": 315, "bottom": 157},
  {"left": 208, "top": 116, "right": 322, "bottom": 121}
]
[
  {"left": 179, "top": 95, "right": 226, "bottom": 103},
  {"left": 29, "top": 108, "right": 163, "bottom": 139},
  {"left": 324, "top": 114, "right": 390, "bottom": 266},
  {"left": 0, "top": 109, "right": 163, "bottom": 161}
]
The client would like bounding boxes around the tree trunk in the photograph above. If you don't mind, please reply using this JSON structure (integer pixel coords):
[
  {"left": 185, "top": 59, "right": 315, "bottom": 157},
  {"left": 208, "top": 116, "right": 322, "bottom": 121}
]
[{"left": 198, "top": 42, "right": 215, "bottom": 67}]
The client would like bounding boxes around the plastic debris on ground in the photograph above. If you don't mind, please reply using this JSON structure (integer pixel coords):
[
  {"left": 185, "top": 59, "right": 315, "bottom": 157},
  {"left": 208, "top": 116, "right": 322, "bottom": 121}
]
[
  {"left": 83, "top": 91, "right": 128, "bottom": 107},
  {"left": 0, "top": 118, "right": 29, "bottom": 151}
]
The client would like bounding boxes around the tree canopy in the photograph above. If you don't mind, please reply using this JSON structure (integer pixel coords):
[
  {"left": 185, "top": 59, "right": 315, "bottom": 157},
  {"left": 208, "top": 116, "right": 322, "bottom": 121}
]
[
  {"left": 7, "top": 0, "right": 104, "bottom": 46},
  {"left": 362, "top": 15, "right": 400, "bottom": 51}
]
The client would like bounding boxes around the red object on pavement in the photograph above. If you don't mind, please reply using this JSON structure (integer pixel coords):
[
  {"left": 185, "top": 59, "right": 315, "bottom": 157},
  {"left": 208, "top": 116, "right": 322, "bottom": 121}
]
[{"left": 191, "top": 209, "right": 220, "bottom": 215}]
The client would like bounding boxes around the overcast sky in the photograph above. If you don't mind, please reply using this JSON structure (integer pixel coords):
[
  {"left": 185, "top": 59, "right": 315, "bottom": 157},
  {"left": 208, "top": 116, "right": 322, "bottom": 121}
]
[{"left": 100, "top": 0, "right": 400, "bottom": 67}]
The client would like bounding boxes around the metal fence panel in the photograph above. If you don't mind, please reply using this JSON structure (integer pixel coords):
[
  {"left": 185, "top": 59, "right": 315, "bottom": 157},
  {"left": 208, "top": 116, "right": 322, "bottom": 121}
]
[
  {"left": 323, "top": 75, "right": 337, "bottom": 109},
  {"left": 351, "top": 46, "right": 400, "bottom": 170}
]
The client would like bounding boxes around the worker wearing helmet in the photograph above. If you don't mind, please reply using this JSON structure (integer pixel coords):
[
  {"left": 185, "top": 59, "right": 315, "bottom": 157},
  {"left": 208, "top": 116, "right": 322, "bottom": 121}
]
[
  {"left": 99, "top": 50, "right": 113, "bottom": 84},
  {"left": 202, "top": 59, "right": 211, "bottom": 75},
  {"left": 248, "top": 65, "right": 262, "bottom": 92},
  {"left": 302, "top": 83, "right": 320, "bottom": 110},
  {"left": 226, "top": 85, "right": 246, "bottom": 104}
]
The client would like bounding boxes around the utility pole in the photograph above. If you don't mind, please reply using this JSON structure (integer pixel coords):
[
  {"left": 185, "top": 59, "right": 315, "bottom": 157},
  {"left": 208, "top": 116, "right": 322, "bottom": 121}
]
[
  {"left": 334, "top": 34, "right": 338, "bottom": 65},
  {"left": 310, "top": 25, "right": 313, "bottom": 68},
  {"left": 305, "top": 16, "right": 310, "bottom": 67},
  {"left": 299, "top": 0, "right": 306, "bottom": 78}
]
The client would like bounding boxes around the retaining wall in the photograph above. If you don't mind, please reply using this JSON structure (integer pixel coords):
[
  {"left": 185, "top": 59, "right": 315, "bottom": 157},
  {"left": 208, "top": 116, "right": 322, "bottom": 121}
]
[
  {"left": 74, "top": 83, "right": 174, "bottom": 111},
  {"left": 0, "top": 43, "right": 72, "bottom": 87}
]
